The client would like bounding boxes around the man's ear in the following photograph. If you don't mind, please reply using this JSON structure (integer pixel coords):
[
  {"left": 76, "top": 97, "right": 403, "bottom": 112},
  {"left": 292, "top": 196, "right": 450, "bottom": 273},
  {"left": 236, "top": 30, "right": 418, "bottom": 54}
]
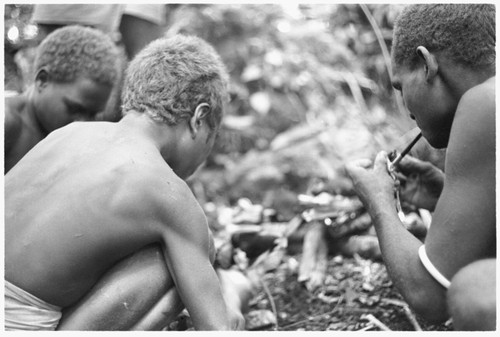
[
  {"left": 189, "top": 103, "right": 210, "bottom": 137},
  {"left": 416, "top": 46, "right": 438, "bottom": 82},
  {"left": 34, "top": 68, "right": 50, "bottom": 92}
]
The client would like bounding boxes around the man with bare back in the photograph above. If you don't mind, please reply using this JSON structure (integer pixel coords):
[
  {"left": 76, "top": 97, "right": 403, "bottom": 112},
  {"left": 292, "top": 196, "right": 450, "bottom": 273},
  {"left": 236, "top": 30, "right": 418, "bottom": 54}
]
[{"left": 5, "top": 35, "right": 244, "bottom": 331}]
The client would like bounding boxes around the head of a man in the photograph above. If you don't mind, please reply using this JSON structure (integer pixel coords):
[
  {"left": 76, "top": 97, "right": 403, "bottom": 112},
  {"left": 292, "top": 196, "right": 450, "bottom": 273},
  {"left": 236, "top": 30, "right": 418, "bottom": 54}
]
[
  {"left": 390, "top": 4, "right": 495, "bottom": 148},
  {"left": 392, "top": 4, "right": 495, "bottom": 72},
  {"left": 32, "top": 25, "right": 119, "bottom": 134},
  {"left": 121, "top": 34, "right": 229, "bottom": 177}
]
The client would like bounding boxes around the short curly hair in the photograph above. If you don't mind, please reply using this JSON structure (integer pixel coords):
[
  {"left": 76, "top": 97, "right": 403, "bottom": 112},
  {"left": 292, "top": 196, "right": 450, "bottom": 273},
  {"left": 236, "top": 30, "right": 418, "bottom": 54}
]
[
  {"left": 34, "top": 25, "right": 119, "bottom": 87},
  {"left": 392, "top": 4, "right": 495, "bottom": 70},
  {"left": 121, "top": 34, "right": 229, "bottom": 130}
]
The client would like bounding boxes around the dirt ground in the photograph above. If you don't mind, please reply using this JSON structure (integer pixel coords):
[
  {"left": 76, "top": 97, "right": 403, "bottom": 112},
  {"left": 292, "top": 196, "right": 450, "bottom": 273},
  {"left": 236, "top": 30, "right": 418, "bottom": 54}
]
[
  {"left": 252, "top": 254, "right": 453, "bottom": 331},
  {"left": 168, "top": 251, "right": 453, "bottom": 332}
]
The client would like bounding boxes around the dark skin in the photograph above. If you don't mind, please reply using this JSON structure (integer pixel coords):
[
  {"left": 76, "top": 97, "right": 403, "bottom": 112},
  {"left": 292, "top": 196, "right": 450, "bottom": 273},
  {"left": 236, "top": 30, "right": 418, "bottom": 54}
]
[
  {"left": 5, "top": 107, "right": 244, "bottom": 330},
  {"left": 447, "top": 258, "right": 496, "bottom": 330},
  {"left": 57, "top": 243, "right": 183, "bottom": 330},
  {"left": 4, "top": 69, "right": 111, "bottom": 173},
  {"left": 345, "top": 47, "right": 495, "bottom": 324},
  {"left": 31, "top": 14, "right": 163, "bottom": 124},
  {"left": 396, "top": 154, "right": 444, "bottom": 212}
]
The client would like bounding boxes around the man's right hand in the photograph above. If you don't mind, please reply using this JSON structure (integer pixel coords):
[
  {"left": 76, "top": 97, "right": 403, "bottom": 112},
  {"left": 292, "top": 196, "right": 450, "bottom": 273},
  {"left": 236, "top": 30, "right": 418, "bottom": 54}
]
[{"left": 396, "top": 155, "right": 444, "bottom": 211}]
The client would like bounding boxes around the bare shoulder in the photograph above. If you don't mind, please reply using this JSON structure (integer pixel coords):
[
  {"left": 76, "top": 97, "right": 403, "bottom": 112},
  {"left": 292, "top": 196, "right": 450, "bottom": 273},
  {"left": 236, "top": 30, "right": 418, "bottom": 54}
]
[
  {"left": 130, "top": 166, "right": 195, "bottom": 205},
  {"left": 458, "top": 76, "right": 495, "bottom": 118},
  {"left": 449, "top": 76, "right": 495, "bottom": 156},
  {"left": 123, "top": 165, "right": 206, "bottom": 232},
  {"left": 444, "top": 76, "right": 495, "bottom": 199}
]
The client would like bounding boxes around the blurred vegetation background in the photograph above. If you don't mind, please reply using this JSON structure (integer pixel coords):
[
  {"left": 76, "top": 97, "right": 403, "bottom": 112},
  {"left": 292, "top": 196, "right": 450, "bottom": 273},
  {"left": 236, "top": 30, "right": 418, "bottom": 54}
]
[{"left": 4, "top": 4, "right": 419, "bottom": 220}]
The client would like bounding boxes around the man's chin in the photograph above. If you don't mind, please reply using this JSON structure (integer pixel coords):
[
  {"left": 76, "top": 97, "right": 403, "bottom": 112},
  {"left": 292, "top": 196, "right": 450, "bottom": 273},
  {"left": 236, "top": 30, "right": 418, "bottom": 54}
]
[{"left": 424, "top": 132, "right": 449, "bottom": 149}]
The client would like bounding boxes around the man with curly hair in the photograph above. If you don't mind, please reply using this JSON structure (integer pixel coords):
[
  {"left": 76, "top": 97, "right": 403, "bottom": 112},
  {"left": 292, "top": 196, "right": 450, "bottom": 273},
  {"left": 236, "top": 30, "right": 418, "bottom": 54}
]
[
  {"left": 345, "top": 4, "right": 495, "bottom": 330},
  {"left": 5, "top": 34, "right": 245, "bottom": 331},
  {"left": 4, "top": 25, "right": 119, "bottom": 173}
]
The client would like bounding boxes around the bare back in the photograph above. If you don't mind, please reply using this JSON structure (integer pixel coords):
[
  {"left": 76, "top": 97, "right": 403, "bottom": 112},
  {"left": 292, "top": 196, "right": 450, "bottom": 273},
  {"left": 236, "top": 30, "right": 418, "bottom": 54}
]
[{"left": 5, "top": 121, "right": 197, "bottom": 307}]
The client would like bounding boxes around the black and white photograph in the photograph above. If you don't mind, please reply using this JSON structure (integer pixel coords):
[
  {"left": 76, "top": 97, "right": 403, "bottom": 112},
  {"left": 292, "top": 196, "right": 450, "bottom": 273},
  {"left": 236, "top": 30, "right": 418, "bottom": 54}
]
[{"left": 2, "top": 2, "right": 496, "bottom": 332}]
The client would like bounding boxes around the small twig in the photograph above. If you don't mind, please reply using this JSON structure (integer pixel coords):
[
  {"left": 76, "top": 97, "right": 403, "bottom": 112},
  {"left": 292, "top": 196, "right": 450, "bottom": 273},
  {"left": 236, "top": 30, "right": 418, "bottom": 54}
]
[
  {"left": 364, "top": 314, "right": 391, "bottom": 331},
  {"left": 380, "top": 297, "right": 408, "bottom": 307},
  {"left": 359, "top": 3, "right": 405, "bottom": 116},
  {"left": 403, "top": 305, "right": 423, "bottom": 331},
  {"left": 260, "top": 279, "right": 278, "bottom": 331},
  {"left": 381, "top": 298, "right": 423, "bottom": 331},
  {"left": 357, "top": 323, "right": 376, "bottom": 331},
  {"left": 281, "top": 296, "right": 344, "bottom": 329},
  {"left": 340, "top": 307, "right": 377, "bottom": 314}
]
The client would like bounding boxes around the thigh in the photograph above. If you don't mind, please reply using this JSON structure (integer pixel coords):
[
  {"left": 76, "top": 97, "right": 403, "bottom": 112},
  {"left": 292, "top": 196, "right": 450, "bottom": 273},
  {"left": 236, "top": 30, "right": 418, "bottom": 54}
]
[{"left": 57, "top": 243, "right": 174, "bottom": 330}]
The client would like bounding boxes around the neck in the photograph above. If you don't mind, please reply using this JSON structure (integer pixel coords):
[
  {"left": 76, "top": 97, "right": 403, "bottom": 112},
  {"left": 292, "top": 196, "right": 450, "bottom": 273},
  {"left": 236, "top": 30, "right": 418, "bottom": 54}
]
[
  {"left": 438, "top": 58, "right": 494, "bottom": 100},
  {"left": 25, "top": 86, "right": 49, "bottom": 137},
  {"left": 118, "top": 110, "right": 180, "bottom": 161}
]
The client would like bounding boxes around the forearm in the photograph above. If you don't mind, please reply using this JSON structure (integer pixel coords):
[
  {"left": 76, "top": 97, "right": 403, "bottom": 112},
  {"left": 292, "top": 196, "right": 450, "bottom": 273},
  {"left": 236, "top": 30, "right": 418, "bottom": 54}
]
[
  {"left": 368, "top": 201, "right": 449, "bottom": 322},
  {"left": 346, "top": 152, "right": 451, "bottom": 322},
  {"left": 174, "top": 262, "right": 231, "bottom": 330}
]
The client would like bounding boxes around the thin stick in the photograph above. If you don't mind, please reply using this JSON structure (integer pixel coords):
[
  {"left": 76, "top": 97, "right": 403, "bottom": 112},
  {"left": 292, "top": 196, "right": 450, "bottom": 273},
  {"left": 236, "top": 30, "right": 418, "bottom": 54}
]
[
  {"left": 364, "top": 314, "right": 392, "bottom": 331},
  {"left": 260, "top": 279, "right": 279, "bottom": 331},
  {"left": 380, "top": 298, "right": 423, "bottom": 331},
  {"left": 390, "top": 132, "right": 422, "bottom": 168},
  {"left": 402, "top": 305, "right": 423, "bottom": 331},
  {"left": 281, "top": 296, "right": 343, "bottom": 329},
  {"left": 359, "top": 4, "right": 406, "bottom": 116},
  {"left": 381, "top": 297, "right": 408, "bottom": 307},
  {"left": 357, "top": 323, "right": 376, "bottom": 331}
]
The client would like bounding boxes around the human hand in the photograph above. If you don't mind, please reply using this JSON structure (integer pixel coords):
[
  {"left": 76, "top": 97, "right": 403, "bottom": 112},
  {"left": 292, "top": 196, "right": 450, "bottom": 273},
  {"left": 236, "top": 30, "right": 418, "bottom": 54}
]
[
  {"left": 228, "top": 307, "right": 246, "bottom": 330},
  {"left": 395, "top": 155, "right": 444, "bottom": 211},
  {"left": 344, "top": 151, "right": 397, "bottom": 213},
  {"left": 217, "top": 268, "right": 255, "bottom": 330}
]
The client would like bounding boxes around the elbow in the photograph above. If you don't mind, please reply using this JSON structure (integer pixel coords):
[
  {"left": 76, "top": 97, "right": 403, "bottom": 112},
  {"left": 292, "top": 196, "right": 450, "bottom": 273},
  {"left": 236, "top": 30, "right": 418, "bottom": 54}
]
[{"left": 412, "top": 300, "right": 450, "bottom": 324}]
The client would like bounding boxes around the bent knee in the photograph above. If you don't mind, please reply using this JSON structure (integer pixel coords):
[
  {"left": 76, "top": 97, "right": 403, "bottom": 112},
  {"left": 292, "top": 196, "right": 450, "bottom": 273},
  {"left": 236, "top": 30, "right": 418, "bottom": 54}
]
[{"left": 447, "top": 259, "right": 496, "bottom": 330}]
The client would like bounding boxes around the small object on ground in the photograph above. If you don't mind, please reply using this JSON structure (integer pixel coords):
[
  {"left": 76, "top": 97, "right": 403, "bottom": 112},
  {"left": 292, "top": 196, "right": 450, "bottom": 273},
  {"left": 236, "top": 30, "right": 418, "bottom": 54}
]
[
  {"left": 363, "top": 314, "right": 391, "bottom": 331},
  {"left": 245, "top": 309, "right": 277, "bottom": 330},
  {"left": 250, "top": 238, "right": 287, "bottom": 275},
  {"left": 232, "top": 198, "right": 265, "bottom": 224},
  {"left": 403, "top": 305, "right": 423, "bottom": 331},
  {"left": 231, "top": 231, "right": 279, "bottom": 260},
  {"left": 335, "top": 235, "right": 381, "bottom": 260},
  {"left": 298, "top": 221, "right": 328, "bottom": 290},
  {"left": 326, "top": 212, "right": 372, "bottom": 239}
]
